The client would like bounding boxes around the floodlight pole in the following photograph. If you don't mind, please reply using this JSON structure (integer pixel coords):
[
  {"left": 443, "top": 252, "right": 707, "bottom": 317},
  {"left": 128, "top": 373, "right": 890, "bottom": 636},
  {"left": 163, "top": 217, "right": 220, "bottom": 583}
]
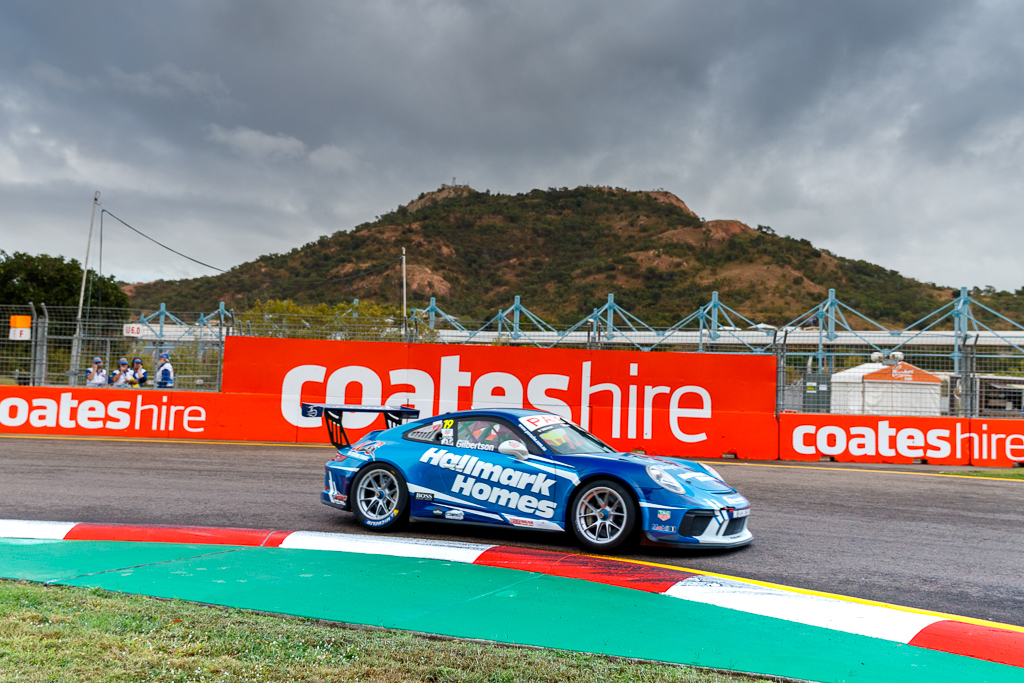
[{"left": 69, "top": 191, "right": 100, "bottom": 385}]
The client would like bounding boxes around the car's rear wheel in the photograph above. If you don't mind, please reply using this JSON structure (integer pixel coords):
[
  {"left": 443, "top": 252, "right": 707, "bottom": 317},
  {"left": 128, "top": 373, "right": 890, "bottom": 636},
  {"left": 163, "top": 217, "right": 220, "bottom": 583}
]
[
  {"left": 351, "top": 463, "right": 408, "bottom": 531},
  {"left": 569, "top": 479, "right": 636, "bottom": 552}
]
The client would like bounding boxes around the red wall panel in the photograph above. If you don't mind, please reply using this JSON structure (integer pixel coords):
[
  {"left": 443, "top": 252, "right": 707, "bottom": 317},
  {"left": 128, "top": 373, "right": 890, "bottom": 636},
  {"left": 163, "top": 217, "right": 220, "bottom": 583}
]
[
  {"left": 779, "top": 413, "right": 972, "bottom": 465},
  {"left": 0, "top": 386, "right": 296, "bottom": 442},
  {"left": 224, "top": 337, "right": 779, "bottom": 458}
]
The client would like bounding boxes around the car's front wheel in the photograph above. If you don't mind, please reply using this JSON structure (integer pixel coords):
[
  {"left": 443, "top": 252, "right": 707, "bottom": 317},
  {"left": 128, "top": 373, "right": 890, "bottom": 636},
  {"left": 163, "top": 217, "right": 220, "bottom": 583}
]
[
  {"left": 569, "top": 479, "right": 636, "bottom": 552},
  {"left": 351, "top": 463, "right": 408, "bottom": 531}
]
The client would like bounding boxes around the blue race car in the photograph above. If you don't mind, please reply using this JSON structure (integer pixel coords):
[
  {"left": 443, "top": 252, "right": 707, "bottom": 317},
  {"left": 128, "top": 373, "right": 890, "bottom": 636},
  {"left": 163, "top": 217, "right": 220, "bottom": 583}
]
[{"left": 305, "top": 404, "right": 752, "bottom": 552}]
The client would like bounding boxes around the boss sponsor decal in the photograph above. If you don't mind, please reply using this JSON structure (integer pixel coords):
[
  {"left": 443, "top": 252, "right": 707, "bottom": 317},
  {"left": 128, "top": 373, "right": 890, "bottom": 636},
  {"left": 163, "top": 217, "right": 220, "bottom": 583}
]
[
  {"left": 419, "top": 447, "right": 558, "bottom": 519},
  {"left": 651, "top": 524, "right": 676, "bottom": 533},
  {"left": 414, "top": 492, "right": 434, "bottom": 501},
  {"left": 407, "top": 483, "right": 485, "bottom": 508}
]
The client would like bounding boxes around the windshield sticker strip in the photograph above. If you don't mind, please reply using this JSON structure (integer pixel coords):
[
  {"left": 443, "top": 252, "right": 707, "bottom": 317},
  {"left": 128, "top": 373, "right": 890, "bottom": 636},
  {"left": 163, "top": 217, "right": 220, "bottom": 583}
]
[{"left": 519, "top": 414, "right": 565, "bottom": 432}]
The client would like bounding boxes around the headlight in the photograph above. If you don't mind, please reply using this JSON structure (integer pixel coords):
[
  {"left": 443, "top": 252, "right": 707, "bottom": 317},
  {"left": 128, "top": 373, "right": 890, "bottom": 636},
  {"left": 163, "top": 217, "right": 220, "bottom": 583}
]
[
  {"left": 702, "top": 464, "right": 725, "bottom": 482},
  {"left": 646, "top": 465, "right": 686, "bottom": 495}
]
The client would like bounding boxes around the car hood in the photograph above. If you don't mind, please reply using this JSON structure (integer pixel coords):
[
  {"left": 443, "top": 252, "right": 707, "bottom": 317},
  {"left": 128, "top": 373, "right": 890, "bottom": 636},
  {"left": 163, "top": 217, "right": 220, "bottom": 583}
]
[
  {"left": 546, "top": 452, "right": 736, "bottom": 495},
  {"left": 650, "top": 456, "right": 735, "bottom": 493}
]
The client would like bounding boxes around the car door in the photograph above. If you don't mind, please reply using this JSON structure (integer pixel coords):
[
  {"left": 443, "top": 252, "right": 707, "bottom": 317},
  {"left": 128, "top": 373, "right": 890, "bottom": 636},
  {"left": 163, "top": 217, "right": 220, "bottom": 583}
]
[
  {"left": 432, "top": 416, "right": 566, "bottom": 529},
  {"left": 400, "top": 417, "right": 458, "bottom": 517}
]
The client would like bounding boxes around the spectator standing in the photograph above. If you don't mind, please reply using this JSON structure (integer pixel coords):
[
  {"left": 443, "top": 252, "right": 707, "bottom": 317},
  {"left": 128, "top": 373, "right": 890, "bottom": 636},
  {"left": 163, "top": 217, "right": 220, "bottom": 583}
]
[
  {"left": 111, "top": 358, "right": 133, "bottom": 387},
  {"left": 85, "top": 357, "right": 107, "bottom": 387},
  {"left": 129, "top": 357, "right": 148, "bottom": 387},
  {"left": 155, "top": 353, "right": 175, "bottom": 389}
]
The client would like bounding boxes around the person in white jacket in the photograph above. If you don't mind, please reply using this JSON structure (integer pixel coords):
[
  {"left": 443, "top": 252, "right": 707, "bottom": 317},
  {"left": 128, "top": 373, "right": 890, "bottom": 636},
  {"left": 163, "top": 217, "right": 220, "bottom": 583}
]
[
  {"left": 155, "top": 353, "right": 175, "bottom": 389},
  {"left": 111, "top": 358, "right": 133, "bottom": 387},
  {"left": 86, "top": 357, "right": 107, "bottom": 387}
]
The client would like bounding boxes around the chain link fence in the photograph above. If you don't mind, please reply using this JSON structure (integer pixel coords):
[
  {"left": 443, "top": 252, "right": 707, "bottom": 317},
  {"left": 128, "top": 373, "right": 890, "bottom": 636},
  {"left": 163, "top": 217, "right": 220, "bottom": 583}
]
[
  {"left": 0, "top": 304, "right": 229, "bottom": 391},
  {"left": 3, "top": 299, "right": 1024, "bottom": 419},
  {"left": 776, "top": 331, "right": 1024, "bottom": 419}
]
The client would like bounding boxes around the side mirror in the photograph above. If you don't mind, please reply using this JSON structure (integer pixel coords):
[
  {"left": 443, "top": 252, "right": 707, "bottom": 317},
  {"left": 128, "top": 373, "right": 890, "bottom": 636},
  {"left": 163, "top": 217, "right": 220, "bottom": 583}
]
[{"left": 498, "top": 440, "right": 530, "bottom": 459}]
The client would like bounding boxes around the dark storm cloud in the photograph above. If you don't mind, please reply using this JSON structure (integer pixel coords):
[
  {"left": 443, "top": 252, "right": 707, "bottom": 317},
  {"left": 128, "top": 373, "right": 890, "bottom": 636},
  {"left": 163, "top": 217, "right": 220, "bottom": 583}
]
[{"left": 1, "top": 1, "right": 1022, "bottom": 292}]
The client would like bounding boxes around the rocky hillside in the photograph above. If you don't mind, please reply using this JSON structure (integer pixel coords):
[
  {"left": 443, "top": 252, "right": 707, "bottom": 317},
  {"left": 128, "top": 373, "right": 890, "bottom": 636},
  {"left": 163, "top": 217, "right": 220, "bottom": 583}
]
[{"left": 127, "top": 185, "right": 963, "bottom": 327}]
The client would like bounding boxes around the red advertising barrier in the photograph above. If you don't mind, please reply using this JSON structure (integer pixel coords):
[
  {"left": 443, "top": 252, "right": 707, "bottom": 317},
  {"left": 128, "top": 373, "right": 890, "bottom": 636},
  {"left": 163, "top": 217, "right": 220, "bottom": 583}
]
[
  {"left": 0, "top": 339, "right": 777, "bottom": 458},
  {"left": 779, "top": 413, "right": 1024, "bottom": 466},
  {"left": 0, "top": 386, "right": 299, "bottom": 442},
  {"left": 962, "top": 418, "right": 1024, "bottom": 467},
  {"left": 3, "top": 335, "right": 1017, "bottom": 467},
  {"left": 779, "top": 413, "right": 972, "bottom": 465},
  {"left": 223, "top": 337, "right": 779, "bottom": 458}
]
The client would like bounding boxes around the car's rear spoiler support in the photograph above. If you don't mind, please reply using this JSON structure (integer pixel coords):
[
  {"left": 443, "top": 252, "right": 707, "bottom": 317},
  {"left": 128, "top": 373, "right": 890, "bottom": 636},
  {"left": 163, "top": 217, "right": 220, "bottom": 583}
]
[{"left": 300, "top": 403, "right": 421, "bottom": 450}]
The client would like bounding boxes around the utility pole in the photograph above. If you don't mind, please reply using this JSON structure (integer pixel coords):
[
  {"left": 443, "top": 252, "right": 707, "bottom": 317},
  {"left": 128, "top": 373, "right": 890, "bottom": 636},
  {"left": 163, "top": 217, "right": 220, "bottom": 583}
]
[
  {"left": 402, "top": 247, "right": 407, "bottom": 341},
  {"left": 69, "top": 191, "right": 100, "bottom": 385}
]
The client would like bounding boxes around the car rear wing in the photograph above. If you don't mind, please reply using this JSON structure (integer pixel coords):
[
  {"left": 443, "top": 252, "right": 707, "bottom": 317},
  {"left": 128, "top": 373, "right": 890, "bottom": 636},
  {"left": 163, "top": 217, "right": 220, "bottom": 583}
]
[{"left": 301, "top": 403, "right": 421, "bottom": 450}]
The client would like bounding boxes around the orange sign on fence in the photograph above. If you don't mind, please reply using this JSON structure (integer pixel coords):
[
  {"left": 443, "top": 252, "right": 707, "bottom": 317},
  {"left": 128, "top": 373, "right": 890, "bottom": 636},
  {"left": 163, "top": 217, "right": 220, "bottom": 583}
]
[{"left": 7, "top": 315, "right": 31, "bottom": 341}]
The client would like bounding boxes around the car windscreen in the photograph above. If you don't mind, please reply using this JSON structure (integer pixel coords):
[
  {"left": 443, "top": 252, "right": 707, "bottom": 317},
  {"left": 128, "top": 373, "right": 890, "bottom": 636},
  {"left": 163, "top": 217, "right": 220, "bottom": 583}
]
[{"left": 533, "top": 422, "right": 615, "bottom": 455}]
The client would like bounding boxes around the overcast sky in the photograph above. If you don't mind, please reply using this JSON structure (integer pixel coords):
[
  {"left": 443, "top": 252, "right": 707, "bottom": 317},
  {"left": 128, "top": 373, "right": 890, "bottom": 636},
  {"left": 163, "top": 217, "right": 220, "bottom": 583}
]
[{"left": 2, "top": 1, "right": 1023, "bottom": 295}]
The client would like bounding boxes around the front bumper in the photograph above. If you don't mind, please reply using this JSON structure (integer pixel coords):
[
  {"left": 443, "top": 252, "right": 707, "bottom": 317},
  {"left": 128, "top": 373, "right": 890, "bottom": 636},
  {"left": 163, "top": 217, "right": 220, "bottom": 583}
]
[{"left": 644, "top": 507, "right": 753, "bottom": 548}]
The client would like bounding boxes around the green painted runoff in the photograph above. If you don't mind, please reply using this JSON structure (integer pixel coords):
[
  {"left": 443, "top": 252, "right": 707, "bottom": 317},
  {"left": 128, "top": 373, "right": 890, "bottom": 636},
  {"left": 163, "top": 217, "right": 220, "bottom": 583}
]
[{"left": 0, "top": 539, "right": 1017, "bottom": 683}]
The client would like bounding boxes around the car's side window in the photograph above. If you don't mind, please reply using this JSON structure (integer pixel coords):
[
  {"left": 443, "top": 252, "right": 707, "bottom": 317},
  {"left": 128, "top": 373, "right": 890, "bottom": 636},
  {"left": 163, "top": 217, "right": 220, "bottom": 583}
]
[
  {"left": 455, "top": 418, "right": 536, "bottom": 453},
  {"left": 404, "top": 418, "right": 453, "bottom": 444}
]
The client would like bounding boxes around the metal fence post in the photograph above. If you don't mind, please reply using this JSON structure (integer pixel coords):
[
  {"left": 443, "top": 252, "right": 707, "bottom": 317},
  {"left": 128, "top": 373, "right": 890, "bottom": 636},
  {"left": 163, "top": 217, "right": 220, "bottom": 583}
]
[
  {"left": 215, "top": 302, "right": 227, "bottom": 391},
  {"left": 38, "top": 304, "right": 49, "bottom": 386},
  {"left": 157, "top": 303, "right": 167, "bottom": 354},
  {"left": 960, "top": 335, "right": 976, "bottom": 418},
  {"left": 774, "top": 331, "right": 787, "bottom": 416},
  {"left": 27, "top": 302, "right": 37, "bottom": 386}
]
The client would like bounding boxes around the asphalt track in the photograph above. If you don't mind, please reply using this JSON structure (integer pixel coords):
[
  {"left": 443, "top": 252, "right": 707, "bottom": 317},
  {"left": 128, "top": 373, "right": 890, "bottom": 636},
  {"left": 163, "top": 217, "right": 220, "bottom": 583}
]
[{"left": 2, "top": 435, "right": 1022, "bottom": 626}]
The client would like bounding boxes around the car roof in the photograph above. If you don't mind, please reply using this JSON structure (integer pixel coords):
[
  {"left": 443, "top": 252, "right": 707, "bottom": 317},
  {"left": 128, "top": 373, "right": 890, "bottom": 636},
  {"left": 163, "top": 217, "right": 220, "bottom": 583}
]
[{"left": 410, "top": 407, "right": 555, "bottom": 422}]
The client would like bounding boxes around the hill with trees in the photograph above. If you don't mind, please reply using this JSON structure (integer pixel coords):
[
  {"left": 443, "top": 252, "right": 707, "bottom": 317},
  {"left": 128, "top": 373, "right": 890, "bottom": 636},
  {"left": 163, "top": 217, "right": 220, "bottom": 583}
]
[{"left": 124, "top": 186, "right": 1022, "bottom": 327}]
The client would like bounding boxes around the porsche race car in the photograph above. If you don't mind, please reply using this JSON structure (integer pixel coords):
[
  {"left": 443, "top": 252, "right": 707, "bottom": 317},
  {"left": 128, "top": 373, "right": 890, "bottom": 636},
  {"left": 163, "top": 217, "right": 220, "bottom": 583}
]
[{"left": 306, "top": 404, "right": 752, "bottom": 552}]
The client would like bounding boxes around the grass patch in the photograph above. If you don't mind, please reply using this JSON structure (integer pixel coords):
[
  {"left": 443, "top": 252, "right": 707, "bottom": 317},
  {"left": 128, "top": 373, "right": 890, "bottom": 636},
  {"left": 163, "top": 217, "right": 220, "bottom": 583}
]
[
  {"left": 941, "top": 468, "right": 1024, "bottom": 480},
  {"left": 0, "top": 580, "right": 769, "bottom": 682}
]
